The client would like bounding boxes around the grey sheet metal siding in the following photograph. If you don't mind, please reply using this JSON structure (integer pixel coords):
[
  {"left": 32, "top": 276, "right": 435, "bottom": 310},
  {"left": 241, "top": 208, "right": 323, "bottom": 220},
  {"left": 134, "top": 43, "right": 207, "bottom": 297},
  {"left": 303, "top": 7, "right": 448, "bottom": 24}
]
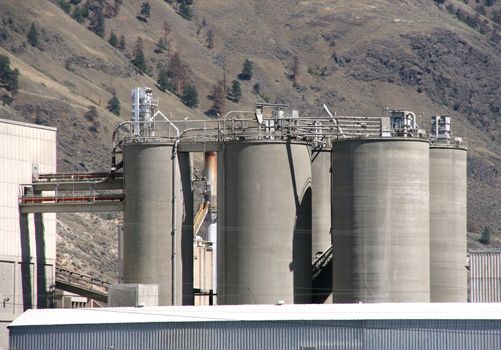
[
  {"left": 10, "top": 320, "right": 501, "bottom": 350},
  {"left": 470, "top": 250, "right": 501, "bottom": 302}
]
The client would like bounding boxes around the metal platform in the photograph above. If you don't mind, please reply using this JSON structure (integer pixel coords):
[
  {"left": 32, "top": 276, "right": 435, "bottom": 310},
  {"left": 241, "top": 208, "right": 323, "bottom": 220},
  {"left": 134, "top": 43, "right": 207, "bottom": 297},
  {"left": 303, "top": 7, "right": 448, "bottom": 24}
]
[{"left": 19, "top": 172, "right": 124, "bottom": 213}]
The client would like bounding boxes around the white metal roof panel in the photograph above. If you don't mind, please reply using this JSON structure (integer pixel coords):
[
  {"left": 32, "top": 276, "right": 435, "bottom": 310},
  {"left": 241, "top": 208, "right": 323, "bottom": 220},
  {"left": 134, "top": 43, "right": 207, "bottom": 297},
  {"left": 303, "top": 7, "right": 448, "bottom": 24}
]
[
  {"left": 9, "top": 303, "right": 501, "bottom": 327},
  {"left": 0, "top": 117, "right": 57, "bottom": 132}
]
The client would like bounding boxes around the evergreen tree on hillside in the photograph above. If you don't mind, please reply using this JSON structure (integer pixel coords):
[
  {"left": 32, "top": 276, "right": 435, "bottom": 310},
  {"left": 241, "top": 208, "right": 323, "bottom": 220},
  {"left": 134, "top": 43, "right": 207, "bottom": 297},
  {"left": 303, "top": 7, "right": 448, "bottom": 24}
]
[
  {"left": 157, "top": 68, "right": 171, "bottom": 92},
  {"left": 156, "top": 38, "right": 166, "bottom": 53},
  {"left": 89, "top": 8, "right": 105, "bottom": 38},
  {"left": 168, "top": 52, "right": 186, "bottom": 94},
  {"left": 107, "top": 93, "right": 121, "bottom": 116},
  {"left": 479, "top": 226, "right": 492, "bottom": 245},
  {"left": 207, "top": 29, "right": 214, "bottom": 49},
  {"left": 179, "top": 1, "right": 193, "bottom": 20},
  {"left": 58, "top": 0, "right": 71, "bottom": 13},
  {"left": 82, "top": 1, "right": 90, "bottom": 18},
  {"left": 0, "top": 55, "right": 20, "bottom": 94},
  {"left": 108, "top": 30, "right": 118, "bottom": 48},
  {"left": 118, "top": 35, "right": 127, "bottom": 51},
  {"left": 27, "top": 23, "right": 39, "bottom": 48},
  {"left": 162, "top": 21, "right": 170, "bottom": 45},
  {"left": 182, "top": 84, "right": 198, "bottom": 108},
  {"left": 140, "top": 2, "right": 151, "bottom": 21},
  {"left": 239, "top": 59, "right": 253, "bottom": 80},
  {"left": 252, "top": 82, "right": 260, "bottom": 95},
  {"left": 291, "top": 56, "right": 299, "bottom": 87},
  {"left": 229, "top": 80, "right": 241, "bottom": 102},
  {"left": 132, "top": 37, "right": 147, "bottom": 73},
  {"left": 72, "top": 6, "right": 85, "bottom": 23},
  {"left": 210, "top": 80, "right": 225, "bottom": 116}
]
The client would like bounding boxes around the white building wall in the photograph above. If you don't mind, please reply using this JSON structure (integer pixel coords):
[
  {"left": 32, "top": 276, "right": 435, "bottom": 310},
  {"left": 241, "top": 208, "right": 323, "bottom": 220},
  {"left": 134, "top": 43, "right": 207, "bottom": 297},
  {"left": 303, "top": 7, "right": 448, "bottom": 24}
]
[{"left": 0, "top": 118, "right": 57, "bottom": 349}]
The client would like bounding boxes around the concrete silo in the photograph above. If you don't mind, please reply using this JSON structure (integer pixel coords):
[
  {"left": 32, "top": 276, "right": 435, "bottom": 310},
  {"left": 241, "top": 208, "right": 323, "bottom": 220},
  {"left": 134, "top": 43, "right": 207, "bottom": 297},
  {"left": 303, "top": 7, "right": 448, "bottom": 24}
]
[
  {"left": 429, "top": 116, "right": 467, "bottom": 302},
  {"left": 218, "top": 140, "right": 312, "bottom": 304},
  {"left": 311, "top": 148, "right": 332, "bottom": 257},
  {"left": 331, "top": 138, "right": 430, "bottom": 303},
  {"left": 311, "top": 148, "right": 333, "bottom": 303},
  {"left": 123, "top": 142, "right": 193, "bottom": 305}
]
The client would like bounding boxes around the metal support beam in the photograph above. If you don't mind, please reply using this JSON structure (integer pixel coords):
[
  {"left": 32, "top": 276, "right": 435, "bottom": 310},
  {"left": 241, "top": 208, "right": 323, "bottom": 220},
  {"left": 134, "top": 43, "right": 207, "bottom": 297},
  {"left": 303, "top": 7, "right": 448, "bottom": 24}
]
[{"left": 19, "top": 201, "right": 124, "bottom": 213}]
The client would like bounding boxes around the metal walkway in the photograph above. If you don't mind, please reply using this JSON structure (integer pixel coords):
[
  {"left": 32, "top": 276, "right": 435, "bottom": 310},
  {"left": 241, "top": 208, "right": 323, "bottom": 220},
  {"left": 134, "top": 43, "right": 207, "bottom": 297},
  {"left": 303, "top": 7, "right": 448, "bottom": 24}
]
[
  {"left": 19, "top": 172, "right": 124, "bottom": 213},
  {"left": 55, "top": 267, "right": 110, "bottom": 303}
]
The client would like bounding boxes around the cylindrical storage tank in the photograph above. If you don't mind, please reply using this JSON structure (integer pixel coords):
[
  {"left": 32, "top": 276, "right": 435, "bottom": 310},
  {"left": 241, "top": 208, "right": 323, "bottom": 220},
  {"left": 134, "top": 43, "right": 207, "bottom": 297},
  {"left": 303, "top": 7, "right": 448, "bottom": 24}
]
[
  {"left": 311, "top": 149, "right": 332, "bottom": 256},
  {"left": 123, "top": 143, "right": 193, "bottom": 306},
  {"left": 429, "top": 144, "right": 467, "bottom": 302},
  {"left": 218, "top": 141, "right": 312, "bottom": 304},
  {"left": 331, "top": 138, "right": 430, "bottom": 303},
  {"left": 311, "top": 148, "right": 333, "bottom": 304}
]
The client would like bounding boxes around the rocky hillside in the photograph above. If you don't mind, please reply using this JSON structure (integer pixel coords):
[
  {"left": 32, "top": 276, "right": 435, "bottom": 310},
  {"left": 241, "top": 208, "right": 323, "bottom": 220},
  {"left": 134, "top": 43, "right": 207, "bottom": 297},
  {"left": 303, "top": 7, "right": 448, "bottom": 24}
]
[{"left": 0, "top": 0, "right": 500, "bottom": 281}]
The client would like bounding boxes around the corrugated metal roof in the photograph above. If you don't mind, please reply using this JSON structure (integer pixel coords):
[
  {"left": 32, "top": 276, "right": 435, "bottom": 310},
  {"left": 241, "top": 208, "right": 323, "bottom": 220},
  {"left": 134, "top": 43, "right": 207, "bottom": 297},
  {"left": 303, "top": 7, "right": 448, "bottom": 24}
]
[
  {"left": 0, "top": 117, "right": 57, "bottom": 131},
  {"left": 10, "top": 303, "right": 501, "bottom": 328}
]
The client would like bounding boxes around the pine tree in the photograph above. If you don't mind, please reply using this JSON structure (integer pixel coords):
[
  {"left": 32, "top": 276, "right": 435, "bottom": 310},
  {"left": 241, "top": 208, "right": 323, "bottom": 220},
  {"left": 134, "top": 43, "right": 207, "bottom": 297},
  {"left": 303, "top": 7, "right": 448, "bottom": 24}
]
[
  {"left": 118, "top": 35, "right": 126, "bottom": 51},
  {"left": 291, "top": 56, "right": 299, "bottom": 87},
  {"left": 229, "top": 79, "right": 241, "bottom": 102},
  {"left": 82, "top": 1, "right": 90, "bottom": 18},
  {"left": 140, "top": 2, "right": 151, "bottom": 21},
  {"left": 108, "top": 30, "right": 118, "bottom": 48},
  {"left": 27, "top": 23, "right": 39, "bottom": 48},
  {"left": 239, "top": 59, "right": 253, "bottom": 80},
  {"left": 210, "top": 80, "right": 225, "bottom": 116},
  {"left": 90, "top": 8, "right": 105, "bottom": 38},
  {"left": 182, "top": 84, "right": 198, "bottom": 108},
  {"left": 156, "top": 38, "right": 166, "bottom": 53},
  {"left": 479, "top": 227, "right": 492, "bottom": 245},
  {"left": 207, "top": 29, "right": 214, "bottom": 49},
  {"left": 168, "top": 52, "right": 186, "bottom": 94},
  {"left": 0, "top": 55, "right": 20, "bottom": 94},
  {"left": 252, "top": 82, "right": 260, "bottom": 95},
  {"left": 179, "top": 1, "right": 193, "bottom": 20},
  {"left": 107, "top": 93, "right": 121, "bottom": 116},
  {"left": 132, "top": 37, "right": 147, "bottom": 73},
  {"left": 72, "top": 6, "right": 85, "bottom": 23},
  {"left": 58, "top": 0, "right": 71, "bottom": 13},
  {"left": 163, "top": 21, "right": 170, "bottom": 45},
  {"left": 157, "top": 68, "right": 171, "bottom": 92}
]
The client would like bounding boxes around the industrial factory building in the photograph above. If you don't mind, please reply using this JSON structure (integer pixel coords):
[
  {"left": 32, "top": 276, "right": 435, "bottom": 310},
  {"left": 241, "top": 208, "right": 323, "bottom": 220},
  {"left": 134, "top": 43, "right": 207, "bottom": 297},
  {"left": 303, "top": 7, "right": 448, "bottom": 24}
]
[
  {"left": 5, "top": 88, "right": 494, "bottom": 348},
  {"left": 0, "top": 118, "right": 57, "bottom": 347},
  {"left": 9, "top": 304, "right": 501, "bottom": 350}
]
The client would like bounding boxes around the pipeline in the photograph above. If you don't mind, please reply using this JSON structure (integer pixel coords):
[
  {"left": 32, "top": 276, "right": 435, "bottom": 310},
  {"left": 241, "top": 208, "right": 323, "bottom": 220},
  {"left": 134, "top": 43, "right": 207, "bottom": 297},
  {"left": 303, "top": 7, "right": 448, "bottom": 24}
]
[{"left": 153, "top": 110, "right": 180, "bottom": 306}]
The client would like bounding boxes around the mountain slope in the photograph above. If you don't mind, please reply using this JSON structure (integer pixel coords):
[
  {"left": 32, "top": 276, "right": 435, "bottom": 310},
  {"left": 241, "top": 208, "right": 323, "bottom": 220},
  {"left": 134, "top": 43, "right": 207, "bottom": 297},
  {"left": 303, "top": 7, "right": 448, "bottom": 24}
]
[{"left": 0, "top": 0, "right": 500, "bottom": 281}]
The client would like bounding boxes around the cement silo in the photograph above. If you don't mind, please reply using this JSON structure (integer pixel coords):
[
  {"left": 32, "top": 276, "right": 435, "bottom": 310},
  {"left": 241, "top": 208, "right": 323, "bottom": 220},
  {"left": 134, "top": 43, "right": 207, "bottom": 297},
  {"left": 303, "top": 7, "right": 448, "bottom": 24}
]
[
  {"left": 429, "top": 140, "right": 467, "bottom": 301},
  {"left": 123, "top": 142, "right": 193, "bottom": 305},
  {"left": 331, "top": 138, "right": 430, "bottom": 303},
  {"left": 311, "top": 148, "right": 333, "bottom": 304},
  {"left": 218, "top": 140, "right": 312, "bottom": 304},
  {"left": 311, "top": 148, "right": 332, "bottom": 256}
]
